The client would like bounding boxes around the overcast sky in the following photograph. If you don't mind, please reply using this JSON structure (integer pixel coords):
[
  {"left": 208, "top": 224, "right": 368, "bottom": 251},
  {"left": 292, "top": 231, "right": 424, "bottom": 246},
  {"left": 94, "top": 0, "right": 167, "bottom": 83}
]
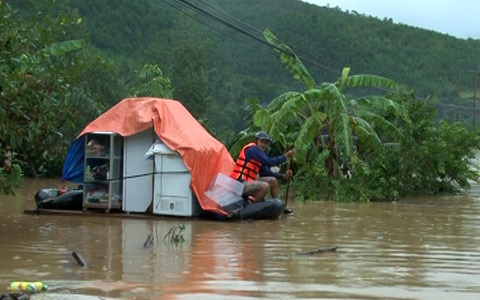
[{"left": 301, "top": 0, "right": 479, "bottom": 40}]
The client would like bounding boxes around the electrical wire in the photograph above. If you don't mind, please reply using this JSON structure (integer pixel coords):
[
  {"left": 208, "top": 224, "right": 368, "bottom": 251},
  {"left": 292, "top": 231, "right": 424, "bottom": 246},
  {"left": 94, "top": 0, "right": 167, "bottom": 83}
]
[
  {"left": 168, "top": 0, "right": 480, "bottom": 112},
  {"left": 161, "top": 0, "right": 282, "bottom": 62},
  {"left": 175, "top": 0, "right": 341, "bottom": 75},
  {"left": 192, "top": 0, "right": 341, "bottom": 74}
]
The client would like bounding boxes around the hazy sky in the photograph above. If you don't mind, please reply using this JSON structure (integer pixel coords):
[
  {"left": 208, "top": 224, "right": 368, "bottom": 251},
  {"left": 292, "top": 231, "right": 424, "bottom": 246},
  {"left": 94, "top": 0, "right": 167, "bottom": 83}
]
[{"left": 301, "top": 0, "right": 479, "bottom": 39}]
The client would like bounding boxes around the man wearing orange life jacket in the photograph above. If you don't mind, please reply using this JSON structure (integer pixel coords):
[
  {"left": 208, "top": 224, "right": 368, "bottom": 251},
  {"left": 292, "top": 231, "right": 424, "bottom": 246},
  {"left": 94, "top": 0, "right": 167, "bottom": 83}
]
[{"left": 230, "top": 131, "right": 295, "bottom": 203}]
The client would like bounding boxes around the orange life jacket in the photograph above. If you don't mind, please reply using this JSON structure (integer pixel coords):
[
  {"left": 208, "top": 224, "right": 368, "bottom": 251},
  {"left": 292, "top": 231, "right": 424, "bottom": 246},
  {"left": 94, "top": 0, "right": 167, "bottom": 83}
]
[{"left": 230, "top": 142, "right": 262, "bottom": 182}]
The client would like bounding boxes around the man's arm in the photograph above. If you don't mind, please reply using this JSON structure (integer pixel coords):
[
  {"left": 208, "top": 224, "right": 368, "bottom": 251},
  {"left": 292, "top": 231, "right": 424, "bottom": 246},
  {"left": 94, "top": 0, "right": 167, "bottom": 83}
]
[{"left": 245, "top": 146, "right": 286, "bottom": 167}]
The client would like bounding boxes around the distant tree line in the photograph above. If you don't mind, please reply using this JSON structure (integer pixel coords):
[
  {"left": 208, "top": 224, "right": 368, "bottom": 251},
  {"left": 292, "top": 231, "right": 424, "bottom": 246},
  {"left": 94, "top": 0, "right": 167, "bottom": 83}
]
[
  {"left": 2, "top": 0, "right": 480, "bottom": 199},
  {"left": 19, "top": 0, "right": 480, "bottom": 134}
]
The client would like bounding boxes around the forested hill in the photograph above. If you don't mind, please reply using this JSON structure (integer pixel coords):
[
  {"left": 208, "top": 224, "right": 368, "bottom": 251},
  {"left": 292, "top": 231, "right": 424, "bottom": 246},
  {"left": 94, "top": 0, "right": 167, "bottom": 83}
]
[
  {"left": 19, "top": 0, "right": 480, "bottom": 134},
  {"left": 5, "top": 0, "right": 480, "bottom": 200}
]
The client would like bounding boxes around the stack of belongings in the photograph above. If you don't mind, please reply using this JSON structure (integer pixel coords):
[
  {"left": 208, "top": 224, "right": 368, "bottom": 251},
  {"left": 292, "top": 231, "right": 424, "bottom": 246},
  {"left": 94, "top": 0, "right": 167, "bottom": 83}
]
[{"left": 203, "top": 173, "right": 245, "bottom": 216}]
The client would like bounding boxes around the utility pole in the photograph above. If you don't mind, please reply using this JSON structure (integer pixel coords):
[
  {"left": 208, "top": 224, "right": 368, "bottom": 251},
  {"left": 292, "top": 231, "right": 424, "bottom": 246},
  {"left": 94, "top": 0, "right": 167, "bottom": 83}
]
[{"left": 457, "top": 67, "right": 461, "bottom": 122}]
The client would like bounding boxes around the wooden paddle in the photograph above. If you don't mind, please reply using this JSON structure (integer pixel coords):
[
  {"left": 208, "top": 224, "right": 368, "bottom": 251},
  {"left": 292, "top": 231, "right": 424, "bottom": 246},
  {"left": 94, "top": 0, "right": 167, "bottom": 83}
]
[{"left": 283, "top": 155, "right": 293, "bottom": 214}]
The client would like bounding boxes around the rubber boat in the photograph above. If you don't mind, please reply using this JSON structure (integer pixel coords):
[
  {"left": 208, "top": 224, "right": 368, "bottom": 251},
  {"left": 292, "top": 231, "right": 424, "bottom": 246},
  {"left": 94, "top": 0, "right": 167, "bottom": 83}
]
[
  {"left": 237, "top": 198, "right": 285, "bottom": 220},
  {"left": 35, "top": 188, "right": 83, "bottom": 210},
  {"left": 220, "top": 197, "right": 286, "bottom": 220},
  {"left": 34, "top": 188, "right": 287, "bottom": 220}
]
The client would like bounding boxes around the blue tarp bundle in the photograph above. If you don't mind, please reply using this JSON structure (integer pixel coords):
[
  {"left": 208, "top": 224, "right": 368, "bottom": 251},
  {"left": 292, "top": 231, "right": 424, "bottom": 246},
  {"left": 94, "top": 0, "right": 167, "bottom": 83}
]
[{"left": 61, "top": 135, "right": 85, "bottom": 183}]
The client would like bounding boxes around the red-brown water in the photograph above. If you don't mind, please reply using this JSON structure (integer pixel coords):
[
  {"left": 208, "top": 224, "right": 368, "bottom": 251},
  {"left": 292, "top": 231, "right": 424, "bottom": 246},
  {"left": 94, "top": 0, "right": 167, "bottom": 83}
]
[{"left": 1, "top": 178, "right": 479, "bottom": 299}]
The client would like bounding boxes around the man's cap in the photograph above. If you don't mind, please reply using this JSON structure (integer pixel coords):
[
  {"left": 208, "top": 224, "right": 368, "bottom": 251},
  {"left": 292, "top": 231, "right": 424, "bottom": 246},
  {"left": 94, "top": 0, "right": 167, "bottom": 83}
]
[{"left": 255, "top": 131, "right": 270, "bottom": 141}]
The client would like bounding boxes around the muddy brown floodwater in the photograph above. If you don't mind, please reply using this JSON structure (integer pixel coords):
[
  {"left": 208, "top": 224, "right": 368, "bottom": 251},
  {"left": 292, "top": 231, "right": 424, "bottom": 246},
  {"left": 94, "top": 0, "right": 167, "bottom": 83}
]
[{"left": 0, "top": 178, "right": 479, "bottom": 299}]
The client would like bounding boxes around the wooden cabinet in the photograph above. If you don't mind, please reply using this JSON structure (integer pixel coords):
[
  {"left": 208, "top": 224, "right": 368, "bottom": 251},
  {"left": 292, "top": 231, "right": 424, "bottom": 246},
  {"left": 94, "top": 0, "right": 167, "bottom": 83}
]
[{"left": 83, "top": 132, "right": 123, "bottom": 211}]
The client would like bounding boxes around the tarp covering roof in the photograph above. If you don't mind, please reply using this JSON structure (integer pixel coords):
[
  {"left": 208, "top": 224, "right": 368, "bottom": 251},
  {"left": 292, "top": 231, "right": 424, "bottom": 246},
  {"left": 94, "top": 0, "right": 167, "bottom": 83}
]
[{"left": 63, "top": 97, "right": 235, "bottom": 215}]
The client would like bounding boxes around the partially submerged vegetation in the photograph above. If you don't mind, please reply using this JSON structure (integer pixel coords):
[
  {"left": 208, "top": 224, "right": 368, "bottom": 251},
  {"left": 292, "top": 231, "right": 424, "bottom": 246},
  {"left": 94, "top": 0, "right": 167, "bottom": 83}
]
[
  {"left": 0, "top": 2, "right": 172, "bottom": 194},
  {"left": 1, "top": 1, "right": 479, "bottom": 202},
  {"left": 231, "top": 29, "right": 480, "bottom": 202}
]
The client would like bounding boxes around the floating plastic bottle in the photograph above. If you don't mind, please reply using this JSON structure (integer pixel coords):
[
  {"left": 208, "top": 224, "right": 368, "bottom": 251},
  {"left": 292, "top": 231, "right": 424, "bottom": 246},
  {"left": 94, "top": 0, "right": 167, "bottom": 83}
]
[{"left": 10, "top": 282, "right": 47, "bottom": 292}]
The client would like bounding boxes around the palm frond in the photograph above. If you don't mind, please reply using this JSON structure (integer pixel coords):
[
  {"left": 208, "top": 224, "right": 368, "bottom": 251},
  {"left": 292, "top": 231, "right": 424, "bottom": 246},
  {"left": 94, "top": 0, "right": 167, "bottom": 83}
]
[
  {"left": 244, "top": 97, "right": 263, "bottom": 130},
  {"left": 316, "top": 83, "right": 348, "bottom": 118},
  {"left": 264, "top": 28, "right": 316, "bottom": 90},
  {"left": 272, "top": 96, "right": 306, "bottom": 122},
  {"left": 304, "top": 88, "right": 328, "bottom": 112},
  {"left": 294, "top": 111, "right": 325, "bottom": 163},
  {"left": 338, "top": 67, "right": 350, "bottom": 90},
  {"left": 333, "top": 113, "right": 354, "bottom": 159},
  {"left": 319, "top": 83, "right": 343, "bottom": 106},
  {"left": 354, "top": 110, "right": 404, "bottom": 140},
  {"left": 350, "top": 116, "right": 384, "bottom": 150},
  {"left": 355, "top": 96, "right": 407, "bottom": 118},
  {"left": 344, "top": 74, "right": 395, "bottom": 89},
  {"left": 268, "top": 92, "right": 305, "bottom": 113},
  {"left": 266, "top": 93, "right": 307, "bottom": 141},
  {"left": 269, "top": 125, "right": 287, "bottom": 147},
  {"left": 253, "top": 108, "right": 268, "bottom": 129}
]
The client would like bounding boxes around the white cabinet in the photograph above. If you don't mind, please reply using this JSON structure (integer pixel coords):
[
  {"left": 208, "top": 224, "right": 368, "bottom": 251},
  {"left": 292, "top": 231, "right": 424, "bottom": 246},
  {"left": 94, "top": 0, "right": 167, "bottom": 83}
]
[
  {"left": 83, "top": 132, "right": 123, "bottom": 211},
  {"left": 152, "top": 141, "right": 201, "bottom": 216}
]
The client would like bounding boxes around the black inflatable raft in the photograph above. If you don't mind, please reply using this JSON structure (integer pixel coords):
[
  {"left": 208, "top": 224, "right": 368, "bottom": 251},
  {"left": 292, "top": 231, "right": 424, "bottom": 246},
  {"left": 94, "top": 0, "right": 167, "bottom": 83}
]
[
  {"left": 35, "top": 188, "right": 83, "bottom": 210},
  {"left": 34, "top": 188, "right": 287, "bottom": 220},
  {"left": 224, "top": 197, "right": 286, "bottom": 220}
]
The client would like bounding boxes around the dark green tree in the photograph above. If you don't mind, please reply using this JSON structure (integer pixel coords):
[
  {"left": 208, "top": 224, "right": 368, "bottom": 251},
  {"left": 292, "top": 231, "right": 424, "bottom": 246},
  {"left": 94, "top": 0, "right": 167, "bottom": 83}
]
[
  {"left": 0, "top": 1, "right": 102, "bottom": 192},
  {"left": 170, "top": 17, "right": 209, "bottom": 118},
  {"left": 128, "top": 64, "right": 173, "bottom": 99}
]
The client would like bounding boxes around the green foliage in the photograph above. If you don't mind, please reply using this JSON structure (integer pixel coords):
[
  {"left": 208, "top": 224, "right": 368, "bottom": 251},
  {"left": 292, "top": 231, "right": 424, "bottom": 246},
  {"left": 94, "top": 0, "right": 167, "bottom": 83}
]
[
  {"left": 0, "top": 164, "right": 23, "bottom": 195},
  {"left": 0, "top": 1, "right": 103, "bottom": 186},
  {"left": 4, "top": 0, "right": 480, "bottom": 201},
  {"left": 290, "top": 151, "right": 330, "bottom": 202},
  {"left": 129, "top": 64, "right": 173, "bottom": 98},
  {"left": 264, "top": 28, "right": 316, "bottom": 90},
  {"left": 256, "top": 29, "right": 406, "bottom": 179},
  {"left": 73, "top": 48, "right": 125, "bottom": 111},
  {"left": 14, "top": 0, "right": 480, "bottom": 133},
  {"left": 228, "top": 98, "right": 265, "bottom": 157},
  {"left": 163, "top": 223, "right": 186, "bottom": 245},
  {"left": 293, "top": 98, "right": 480, "bottom": 202},
  {"left": 170, "top": 17, "right": 209, "bottom": 118},
  {"left": 396, "top": 101, "right": 480, "bottom": 195},
  {"left": 244, "top": 29, "right": 480, "bottom": 202},
  {"left": 17, "top": 0, "right": 480, "bottom": 137}
]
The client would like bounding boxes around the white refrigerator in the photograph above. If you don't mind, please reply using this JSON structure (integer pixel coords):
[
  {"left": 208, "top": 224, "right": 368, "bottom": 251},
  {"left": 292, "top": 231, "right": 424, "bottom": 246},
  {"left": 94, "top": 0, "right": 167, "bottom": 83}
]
[
  {"left": 152, "top": 142, "right": 201, "bottom": 216},
  {"left": 122, "top": 128, "right": 155, "bottom": 212}
]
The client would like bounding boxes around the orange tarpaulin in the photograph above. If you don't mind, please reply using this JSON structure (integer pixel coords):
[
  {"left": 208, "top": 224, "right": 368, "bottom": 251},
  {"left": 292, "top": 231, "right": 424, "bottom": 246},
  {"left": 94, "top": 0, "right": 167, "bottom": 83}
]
[{"left": 79, "top": 97, "right": 235, "bottom": 215}]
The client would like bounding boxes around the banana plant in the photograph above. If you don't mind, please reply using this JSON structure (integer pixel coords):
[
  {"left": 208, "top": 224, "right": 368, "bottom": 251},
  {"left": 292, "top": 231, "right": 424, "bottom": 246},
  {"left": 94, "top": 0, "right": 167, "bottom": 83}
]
[
  {"left": 11, "top": 40, "right": 85, "bottom": 73},
  {"left": 257, "top": 28, "right": 407, "bottom": 177}
]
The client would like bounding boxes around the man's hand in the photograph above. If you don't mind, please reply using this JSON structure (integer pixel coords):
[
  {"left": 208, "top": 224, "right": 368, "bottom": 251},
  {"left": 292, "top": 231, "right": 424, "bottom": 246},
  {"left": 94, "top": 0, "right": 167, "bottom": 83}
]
[
  {"left": 285, "top": 149, "right": 296, "bottom": 158},
  {"left": 283, "top": 169, "right": 293, "bottom": 180}
]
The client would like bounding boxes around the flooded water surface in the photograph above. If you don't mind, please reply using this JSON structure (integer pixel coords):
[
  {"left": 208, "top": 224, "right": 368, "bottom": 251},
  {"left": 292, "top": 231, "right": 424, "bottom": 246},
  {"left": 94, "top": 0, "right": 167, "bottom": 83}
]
[{"left": 1, "top": 178, "right": 479, "bottom": 299}]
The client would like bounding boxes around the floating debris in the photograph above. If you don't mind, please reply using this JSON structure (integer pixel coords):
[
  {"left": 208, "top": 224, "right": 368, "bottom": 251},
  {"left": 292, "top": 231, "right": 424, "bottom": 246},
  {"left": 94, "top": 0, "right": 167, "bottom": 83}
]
[
  {"left": 72, "top": 251, "right": 88, "bottom": 267},
  {"left": 143, "top": 234, "right": 154, "bottom": 248}
]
